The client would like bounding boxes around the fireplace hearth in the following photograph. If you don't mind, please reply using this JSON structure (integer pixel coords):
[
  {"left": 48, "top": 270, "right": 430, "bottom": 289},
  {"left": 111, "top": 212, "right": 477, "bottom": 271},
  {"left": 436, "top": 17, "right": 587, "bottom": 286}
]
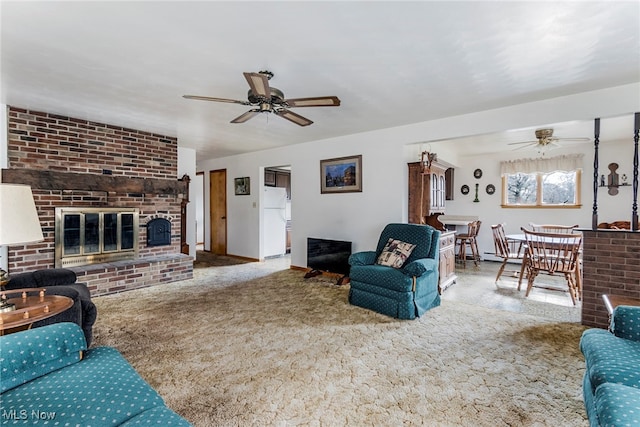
[{"left": 55, "top": 207, "right": 139, "bottom": 268}]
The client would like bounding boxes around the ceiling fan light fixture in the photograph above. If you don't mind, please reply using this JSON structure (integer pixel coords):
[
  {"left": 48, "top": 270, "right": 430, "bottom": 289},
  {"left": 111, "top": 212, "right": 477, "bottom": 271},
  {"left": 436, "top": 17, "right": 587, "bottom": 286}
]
[
  {"left": 535, "top": 128, "right": 554, "bottom": 140},
  {"left": 507, "top": 127, "right": 590, "bottom": 153},
  {"left": 259, "top": 102, "right": 273, "bottom": 112},
  {"left": 185, "top": 70, "right": 339, "bottom": 127}
]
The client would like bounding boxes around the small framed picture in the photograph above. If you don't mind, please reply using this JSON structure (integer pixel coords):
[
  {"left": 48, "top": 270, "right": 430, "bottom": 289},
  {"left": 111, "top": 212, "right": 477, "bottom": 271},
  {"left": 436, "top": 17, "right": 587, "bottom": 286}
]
[
  {"left": 234, "top": 177, "right": 250, "bottom": 195},
  {"left": 320, "top": 155, "right": 362, "bottom": 194}
]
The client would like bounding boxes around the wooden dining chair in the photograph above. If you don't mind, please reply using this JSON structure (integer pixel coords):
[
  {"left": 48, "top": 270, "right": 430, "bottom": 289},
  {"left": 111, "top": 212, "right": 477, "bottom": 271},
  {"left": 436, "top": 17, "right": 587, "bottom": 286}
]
[
  {"left": 455, "top": 220, "right": 481, "bottom": 267},
  {"left": 529, "top": 223, "right": 583, "bottom": 297},
  {"left": 491, "top": 224, "right": 527, "bottom": 287},
  {"left": 529, "top": 223, "right": 579, "bottom": 233},
  {"left": 521, "top": 228, "right": 582, "bottom": 305}
]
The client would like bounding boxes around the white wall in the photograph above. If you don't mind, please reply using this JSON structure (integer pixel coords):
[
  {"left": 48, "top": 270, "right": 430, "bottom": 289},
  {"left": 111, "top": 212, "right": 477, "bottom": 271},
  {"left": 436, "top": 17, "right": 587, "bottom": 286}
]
[
  {"left": 197, "top": 83, "right": 640, "bottom": 269},
  {"left": 177, "top": 147, "right": 197, "bottom": 259}
]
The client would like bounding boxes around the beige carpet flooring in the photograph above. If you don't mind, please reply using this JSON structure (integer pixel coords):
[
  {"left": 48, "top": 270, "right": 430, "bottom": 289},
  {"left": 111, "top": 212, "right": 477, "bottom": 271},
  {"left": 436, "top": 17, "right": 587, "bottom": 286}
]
[
  {"left": 92, "top": 261, "right": 589, "bottom": 426},
  {"left": 193, "top": 250, "right": 251, "bottom": 268}
]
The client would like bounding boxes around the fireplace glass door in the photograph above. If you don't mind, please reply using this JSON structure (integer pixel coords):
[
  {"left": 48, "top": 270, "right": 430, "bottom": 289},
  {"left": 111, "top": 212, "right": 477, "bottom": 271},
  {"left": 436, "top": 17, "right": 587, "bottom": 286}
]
[{"left": 56, "top": 208, "right": 139, "bottom": 268}]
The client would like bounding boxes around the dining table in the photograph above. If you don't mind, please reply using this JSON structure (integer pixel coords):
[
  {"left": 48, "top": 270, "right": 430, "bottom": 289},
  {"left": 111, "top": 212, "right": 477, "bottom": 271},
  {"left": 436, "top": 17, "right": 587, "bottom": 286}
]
[{"left": 505, "top": 232, "right": 583, "bottom": 298}]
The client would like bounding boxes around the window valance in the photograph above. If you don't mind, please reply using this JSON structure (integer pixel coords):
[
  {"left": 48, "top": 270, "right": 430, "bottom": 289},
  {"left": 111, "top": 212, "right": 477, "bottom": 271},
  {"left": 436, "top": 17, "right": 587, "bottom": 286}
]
[{"left": 500, "top": 154, "right": 584, "bottom": 175}]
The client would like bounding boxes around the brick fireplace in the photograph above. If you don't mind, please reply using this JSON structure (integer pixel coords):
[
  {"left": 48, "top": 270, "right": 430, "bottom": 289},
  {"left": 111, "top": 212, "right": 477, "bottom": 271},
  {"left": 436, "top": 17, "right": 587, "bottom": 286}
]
[{"left": 2, "top": 107, "right": 193, "bottom": 296}]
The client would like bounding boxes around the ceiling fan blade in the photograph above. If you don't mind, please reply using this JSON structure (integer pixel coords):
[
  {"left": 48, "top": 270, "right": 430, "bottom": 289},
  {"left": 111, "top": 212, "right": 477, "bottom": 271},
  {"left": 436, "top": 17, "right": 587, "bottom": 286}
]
[
  {"left": 285, "top": 96, "right": 341, "bottom": 108},
  {"left": 507, "top": 140, "right": 538, "bottom": 146},
  {"left": 231, "top": 109, "right": 261, "bottom": 124},
  {"left": 274, "top": 109, "right": 313, "bottom": 127},
  {"left": 554, "top": 137, "right": 591, "bottom": 142},
  {"left": 183, "top": 95, "right": 250, "bottom": 105},
  {"left": 243, "top": 72, "right": 271, "bottom": 99},
  {"left": 512, "top": 143, "right": 537, "bottom": 151}
]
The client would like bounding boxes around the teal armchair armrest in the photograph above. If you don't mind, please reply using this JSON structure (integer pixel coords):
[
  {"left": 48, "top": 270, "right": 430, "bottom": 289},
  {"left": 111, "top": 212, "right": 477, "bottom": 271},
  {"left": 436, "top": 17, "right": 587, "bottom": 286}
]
[
  {"left": 0, "top": 322, "right": 87, "bottom": 392},
  {"left": 611, "top": 305, "right": 640, "bottom": 341},
  {"left": 349, "top": 251, "right": 377, "bottom": 266},
  {"left": 402, "top": 258, "right": 438, "bottom": 277}
]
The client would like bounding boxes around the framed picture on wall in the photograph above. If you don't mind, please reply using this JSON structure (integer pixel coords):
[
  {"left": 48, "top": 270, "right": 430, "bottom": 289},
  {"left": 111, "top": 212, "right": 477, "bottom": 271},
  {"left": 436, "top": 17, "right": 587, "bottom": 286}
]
[
  {"left": 234, "top": 177, "right": 250, "bottom": 195},
  {"left": 320, "top": 155, "right": 362, "bottom": 194}
]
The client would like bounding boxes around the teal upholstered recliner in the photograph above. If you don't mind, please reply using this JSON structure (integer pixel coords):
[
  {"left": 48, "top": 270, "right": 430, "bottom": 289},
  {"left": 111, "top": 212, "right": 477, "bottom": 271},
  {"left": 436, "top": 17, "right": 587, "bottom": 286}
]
[{"left": 348, "top": 223, "right": 441, "bottom": 319}]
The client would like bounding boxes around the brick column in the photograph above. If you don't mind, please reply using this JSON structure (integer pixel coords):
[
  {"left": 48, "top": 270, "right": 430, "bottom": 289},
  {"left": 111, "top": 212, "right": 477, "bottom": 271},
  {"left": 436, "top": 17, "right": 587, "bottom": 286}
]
[{"left": 581, "top": 229, "right": 640, "bottom": 328}]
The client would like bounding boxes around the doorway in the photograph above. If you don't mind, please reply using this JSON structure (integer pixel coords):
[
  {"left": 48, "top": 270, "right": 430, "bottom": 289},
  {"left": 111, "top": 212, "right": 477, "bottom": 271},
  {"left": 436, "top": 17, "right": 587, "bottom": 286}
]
[
  {"left": 263, "top": 166, "right": 291, "bottom": 258},
  {"left": 209, "top": 169, "right": 227, "bottom": 255}
]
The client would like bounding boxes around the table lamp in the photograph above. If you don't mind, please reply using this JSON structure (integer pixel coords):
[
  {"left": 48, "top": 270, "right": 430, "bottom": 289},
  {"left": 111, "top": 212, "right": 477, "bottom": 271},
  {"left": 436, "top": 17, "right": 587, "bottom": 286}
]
[{"left": 0, "top": 184, "right": 44, "bottom": 312}]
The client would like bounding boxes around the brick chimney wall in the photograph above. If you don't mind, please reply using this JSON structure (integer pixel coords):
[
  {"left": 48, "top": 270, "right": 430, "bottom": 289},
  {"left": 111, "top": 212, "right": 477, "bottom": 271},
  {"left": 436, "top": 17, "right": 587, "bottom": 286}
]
[
  {"left": 581, "top": 229, "right": 640, "bottom": 329},
  {"left": 4, "top": 106, "right": 192, "bottom": 295}
]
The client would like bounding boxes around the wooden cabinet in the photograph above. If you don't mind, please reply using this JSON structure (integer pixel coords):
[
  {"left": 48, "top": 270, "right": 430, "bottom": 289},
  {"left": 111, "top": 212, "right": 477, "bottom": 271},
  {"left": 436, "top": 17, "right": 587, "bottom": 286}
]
[
  {"left": 438, "top": 231, "right": 457, "bottom": 292},
  {"left": 408, "top": 161, "right": 448, "bottom": 224},
  {"left": 408, "top": 160, "right": 456, "bottom": 292}
]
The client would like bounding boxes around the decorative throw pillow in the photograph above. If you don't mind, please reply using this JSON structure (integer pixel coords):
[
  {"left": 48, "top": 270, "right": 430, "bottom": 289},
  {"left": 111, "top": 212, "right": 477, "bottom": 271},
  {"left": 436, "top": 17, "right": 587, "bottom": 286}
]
[{"left": 376, "top": 238, "right": 416, "bottom": 268}]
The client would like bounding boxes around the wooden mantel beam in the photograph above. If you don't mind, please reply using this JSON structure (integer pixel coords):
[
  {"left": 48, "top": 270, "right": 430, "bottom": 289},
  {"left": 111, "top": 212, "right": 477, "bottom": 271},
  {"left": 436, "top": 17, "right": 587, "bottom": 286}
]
[{"left": 1, "top": 168, "right": 188, "bottom": 196}]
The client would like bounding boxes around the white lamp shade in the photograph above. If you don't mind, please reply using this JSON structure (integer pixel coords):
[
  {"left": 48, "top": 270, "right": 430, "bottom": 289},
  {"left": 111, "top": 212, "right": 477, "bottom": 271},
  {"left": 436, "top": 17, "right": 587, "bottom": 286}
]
[{"left": 0, "top": 184, "right": 44, "bottom": 246}]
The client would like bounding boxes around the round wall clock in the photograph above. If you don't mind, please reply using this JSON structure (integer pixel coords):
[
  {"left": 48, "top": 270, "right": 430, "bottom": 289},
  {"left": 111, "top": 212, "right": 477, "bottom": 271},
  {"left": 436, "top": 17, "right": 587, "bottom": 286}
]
[
  {"left": 461, "top": 184, "right": 470, "bottom": 195},
  {"left": 473, "top": 168, "right": 483, "bottom": 179},
  {"left": 486, "top": 184, "right": 496, "bottom": 195}
]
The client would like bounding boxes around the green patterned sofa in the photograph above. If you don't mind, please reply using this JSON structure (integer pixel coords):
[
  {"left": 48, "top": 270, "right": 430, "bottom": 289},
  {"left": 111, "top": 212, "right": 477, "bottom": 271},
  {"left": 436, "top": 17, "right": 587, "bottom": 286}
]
[
  {"left": 580, "top": 305, "right": 640, "bottom": 426},
  {"left": 0, "top": 322, "right": 190, "bottom": 426},
  {"left": 348, "top": 223, "right": 441, "bottom": 319}
]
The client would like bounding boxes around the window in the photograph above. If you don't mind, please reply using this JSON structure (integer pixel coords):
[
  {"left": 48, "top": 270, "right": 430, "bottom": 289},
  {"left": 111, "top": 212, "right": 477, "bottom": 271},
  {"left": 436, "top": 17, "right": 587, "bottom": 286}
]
[
  {"left": 500, "top": 155, "right": 583, "bottom": 208},
  {"left": 503, "top": 170, "right": 581, "bottom": 207}
]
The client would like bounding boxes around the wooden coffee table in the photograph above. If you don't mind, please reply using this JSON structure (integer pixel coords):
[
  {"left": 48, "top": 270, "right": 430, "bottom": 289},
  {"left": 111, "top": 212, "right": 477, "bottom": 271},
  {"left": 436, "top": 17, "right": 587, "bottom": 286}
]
[{"left": 0, "top": 288, "right": 74, "bottom": 335}]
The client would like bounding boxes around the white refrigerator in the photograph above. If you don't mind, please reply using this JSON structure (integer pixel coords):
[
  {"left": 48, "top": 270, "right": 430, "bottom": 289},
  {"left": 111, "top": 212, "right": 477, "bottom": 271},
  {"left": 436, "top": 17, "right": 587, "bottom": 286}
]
[{"left": 263, "top": 187, "right": 287, "bottom": 257}]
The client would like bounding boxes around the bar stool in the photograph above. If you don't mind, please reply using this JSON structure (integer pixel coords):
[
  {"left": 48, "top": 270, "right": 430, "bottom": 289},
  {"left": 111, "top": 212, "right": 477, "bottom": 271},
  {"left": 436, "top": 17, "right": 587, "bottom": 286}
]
[{"left": 455, "top": 220, "right": 481, "bottom": 267}]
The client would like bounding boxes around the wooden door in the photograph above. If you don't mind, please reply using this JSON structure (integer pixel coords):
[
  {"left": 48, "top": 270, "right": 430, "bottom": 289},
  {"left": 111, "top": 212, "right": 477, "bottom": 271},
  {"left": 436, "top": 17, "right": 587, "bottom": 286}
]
[{"left": 209, "top": 169, "right": 227, "bottom": 255}]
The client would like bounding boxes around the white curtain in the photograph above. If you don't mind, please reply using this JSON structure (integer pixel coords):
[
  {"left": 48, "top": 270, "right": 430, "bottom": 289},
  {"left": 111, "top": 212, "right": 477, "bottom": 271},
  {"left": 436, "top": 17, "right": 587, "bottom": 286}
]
[{"left": 500, "top": 154, "right": 584, "bottom": 175}]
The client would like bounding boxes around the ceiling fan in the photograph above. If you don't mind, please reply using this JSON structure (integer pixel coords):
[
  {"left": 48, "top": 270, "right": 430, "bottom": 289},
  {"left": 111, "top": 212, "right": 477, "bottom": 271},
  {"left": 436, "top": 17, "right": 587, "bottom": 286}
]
[
  {"left": 183, "top": 71, "right": 340, "bottom": 127},
  {"left": 507, "top": 128, "right": 590, "bottom": 153}
]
